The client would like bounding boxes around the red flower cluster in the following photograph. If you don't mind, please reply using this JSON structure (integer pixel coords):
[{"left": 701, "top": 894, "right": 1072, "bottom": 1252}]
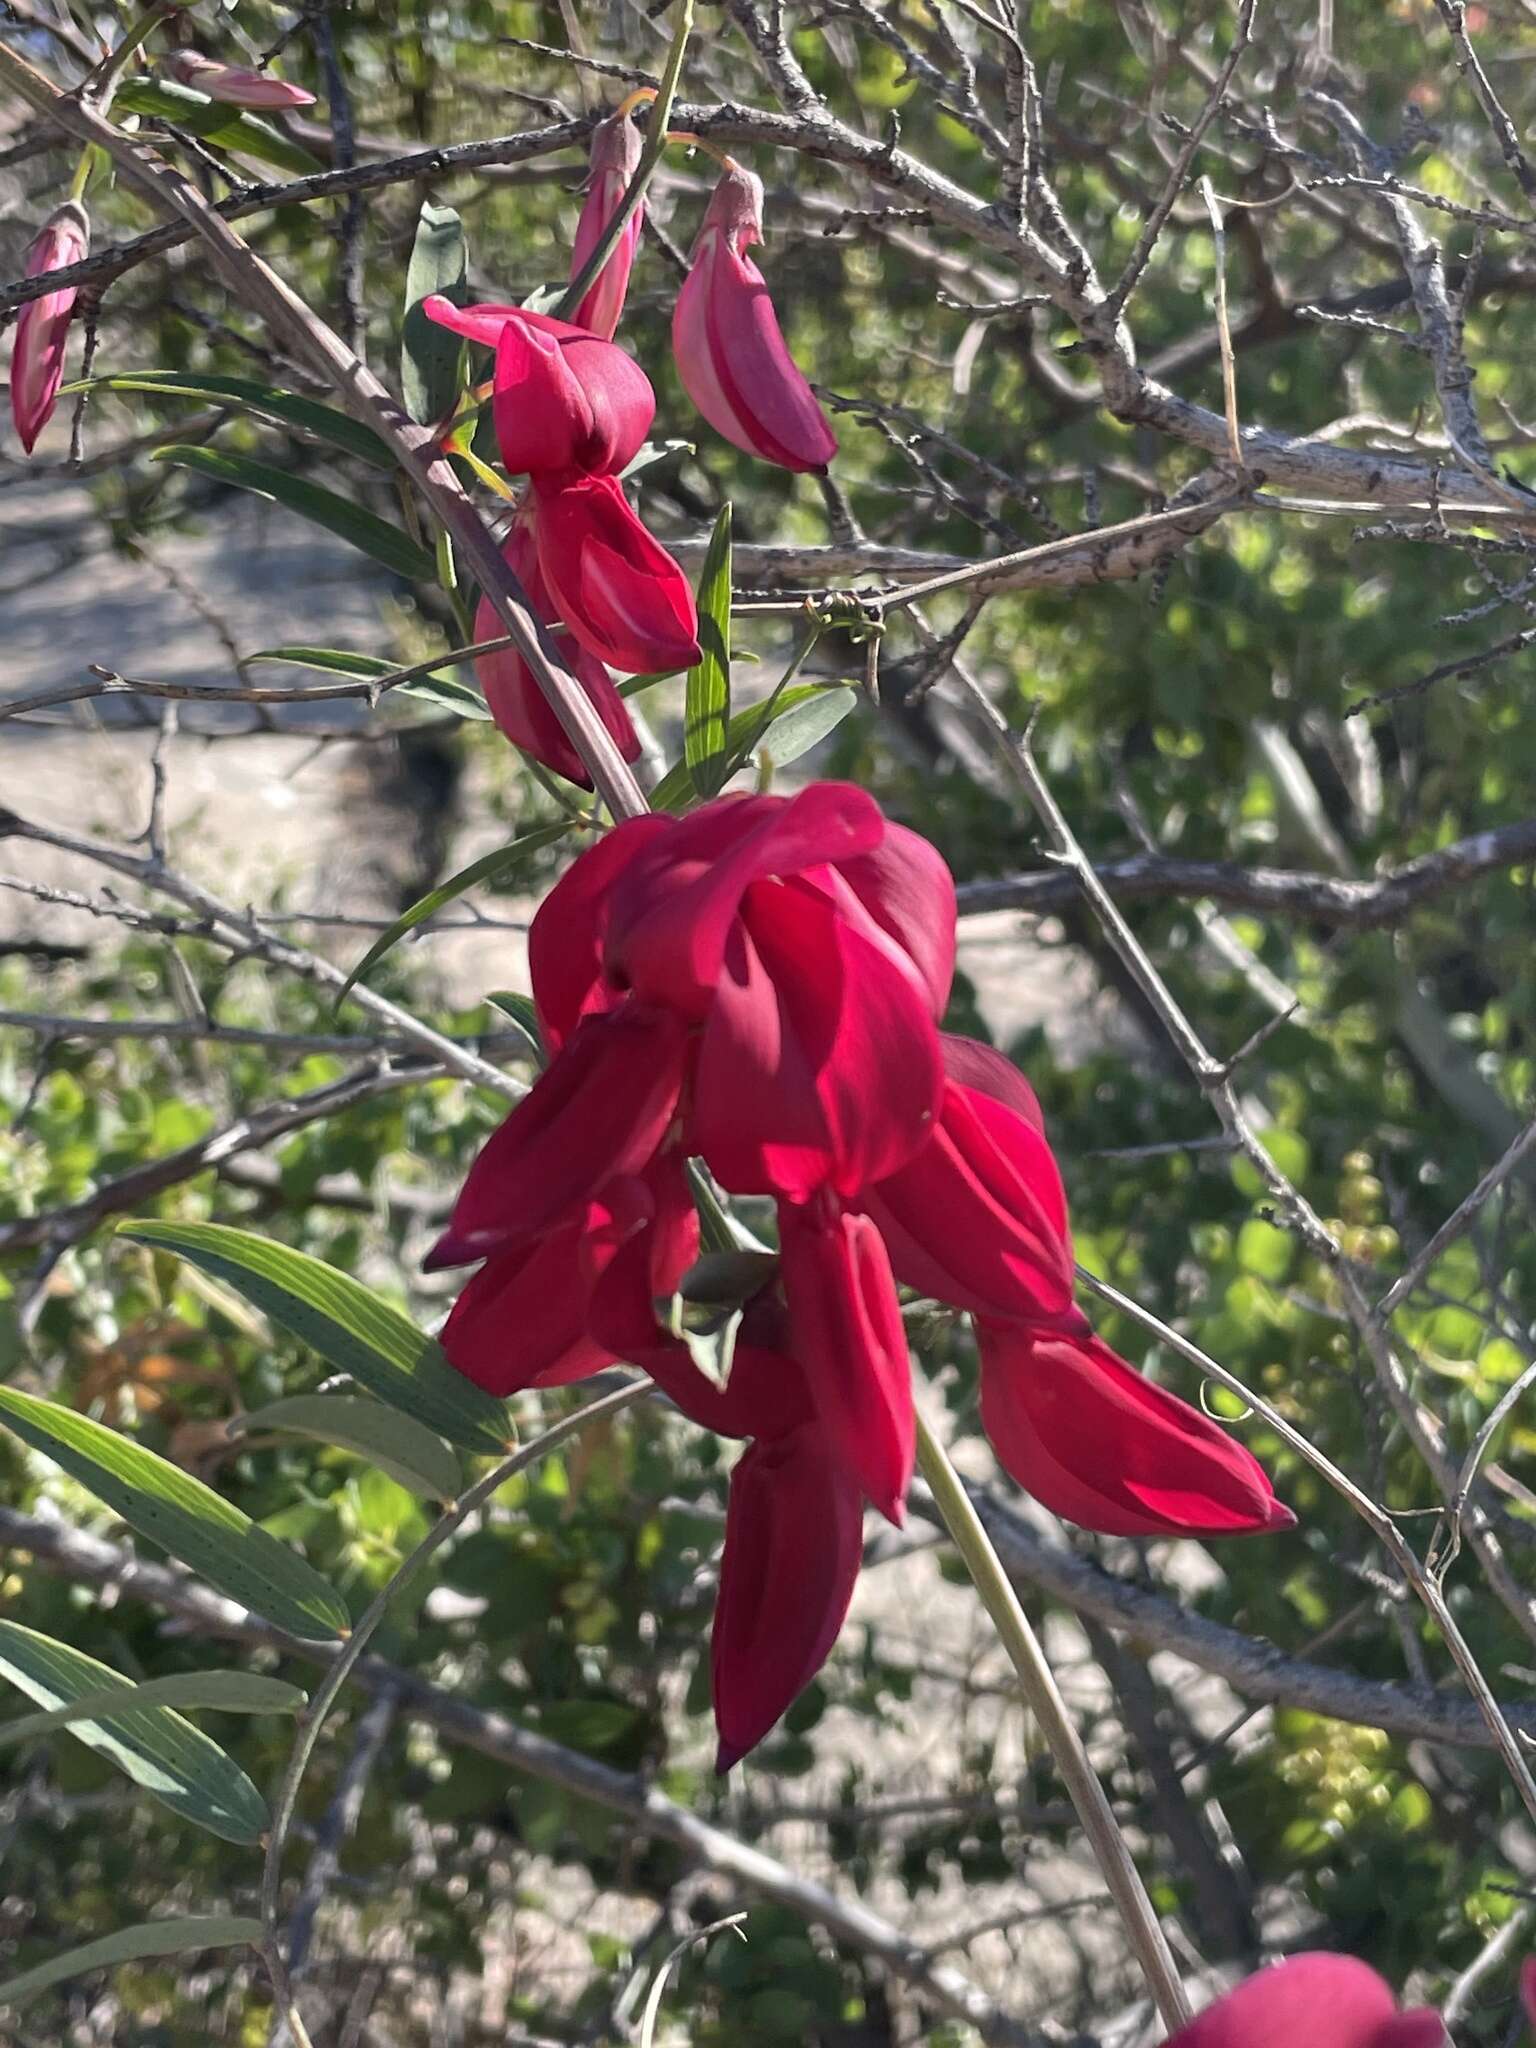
[
  {"left": 433, "top": 786, "right": 1291, "bottom": 1766},
  {"left": 431, "top": 105, "right": 840, "bottom": 787},
  {"left": 425, "top": 293, "right": 700, "bottom": 790}
]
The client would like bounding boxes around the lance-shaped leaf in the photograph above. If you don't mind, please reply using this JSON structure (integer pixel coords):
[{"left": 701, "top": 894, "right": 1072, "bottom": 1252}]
[
  {"left": 152, "top": 446, "right": 434, "bottom": 583},
  {"left": 0, "top": 1389, "right": 348, "bottom": 1641},
  {"left": 685, "top": 502, "right": 732, "bottom": 797},
  {"left": 0, "top": 1670, "right": 305, "bottom": 1747},
  {"left": 234, "top": 1394, "right": 461, "bottom": 1500},
  {"left": 336, "top": 821, "right": 574, "bottom": 1007},
  {"left": 650, "top": 683, "right": 856, "bottom": 810},
  {"left": 0, "top": 1623, "right": 269, "bottom": 1843},
  {"left": 119, "top": 1221, "right": 515, "bottom": 1454},
  {"left": 403, "top": 202, "right": 468, "bottom": 426},
  {"left": 66, "top": 371, "right": 393, "bottom": 466},
  {"left": 0, "top": 1916, "right": 263, "bottom": 2010},
  {"left": 241, "top": 644, "right": 491, "bottom": 720}
]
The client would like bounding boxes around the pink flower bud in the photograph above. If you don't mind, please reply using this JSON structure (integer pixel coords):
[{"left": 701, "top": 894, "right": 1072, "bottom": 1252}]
[
  {"left": 672, "top": 162, "right": 838, "bottom": 473},
  {"left": 568, "top": 109, "right": 644, "bottom": 339},
  {"left": 167, "top": 51, "right": 316, "bottom": 109},
  {"left": 9, "top": 200, "right": 89, "bottom": 456}
]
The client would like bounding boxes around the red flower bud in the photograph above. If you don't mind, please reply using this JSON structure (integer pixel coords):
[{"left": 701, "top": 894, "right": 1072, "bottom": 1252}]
[
  {"left": 568, "top": 109, "right": 644, "bottom": 339},
  {"left": 167, "top": 51, "right": 316, "bottom": 107},
  {"left": 529, "top": 471, "right": 701, "bottom": 677},
  {"left": 10, "top": 200, "right": 88, "bottom": 455},
  {"left": 672, "top": 163, "right": 838, "bottom": 473}
]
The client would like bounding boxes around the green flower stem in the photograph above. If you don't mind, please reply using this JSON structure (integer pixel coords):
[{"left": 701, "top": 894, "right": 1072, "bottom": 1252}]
[
  {"left": 913, "top": 1409, "right": 1193, "bottom": 2034},
  {"left": 553, "top": 0, "right": 694, "bottom": 323},
  {"left": 260, "top": 1380, "right": 651, "bottom": 2028}
]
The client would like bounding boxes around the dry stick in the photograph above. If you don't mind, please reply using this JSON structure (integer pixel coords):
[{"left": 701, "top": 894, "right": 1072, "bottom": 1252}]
[
  {"left": 1375, "top": 1104, "right": 1536, "bottom": 1318},
  {"left": 0, "top": 39, "right": 648, "bottom": 825},
  {"left": 933, "top": 650, "right": 1536, "bottom": 1826},
  {"left": 914, "top": 1411, "right": 1192, "bottom": 2032},
  {"left": 1105, "top": 0, "right": 1260, "bottom": 316},
  {"left": 1199, "top": 175, "right": 1244, "bottom": 470},
  {"left": 953, "top": 818, "right": 1536, "bottom": 929},
  {"left": 0, "top": 1058, "right": 448, "bottom": 1254}
]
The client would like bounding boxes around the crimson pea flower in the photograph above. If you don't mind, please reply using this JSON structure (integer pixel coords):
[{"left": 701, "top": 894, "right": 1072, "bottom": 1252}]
[
  {"left": 529, "top": 471, "right": 701, "bottom": 677},
  {"left": 167, "top": 51, "right": 316, "bottom": 107},
  {"left": 422, "top": 295, "right": 654, "bottom": 477},
  {"left": 589, "top": 1225, "right": 865, "bottom": 1771},
  {"left": 672, "top": 161, "right": 838, "bottom": 473},
  {"left": 978, "top": 1323, "right": 1294, "bottom": 1538},
  {"left": 865, "top": 1035, "right": 1081, "bottom": 1329},
  {"left": 1525, "top": 1957, "right": 1536, "bottom": 2029},
  {"left": 9, "top": 200, "right": 88, "bottom": 456},
  {"left": 472, "top": 514, "right": 641, "bottom": 787},
  {"left": 442, "top": 1164, "right": 863, "bottom": 1771},
  {"left": 567, "top": 107, "right": 644, "bottom": 339},
  {"left": 1159, "top": 1954, "right": 1444, "bottom": 2048}
]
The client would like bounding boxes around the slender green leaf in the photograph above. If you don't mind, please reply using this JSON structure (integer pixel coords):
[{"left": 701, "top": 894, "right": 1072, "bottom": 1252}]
[
  {"left": 621, "top": 437, "right": 693, "bottom": 480},
  {"left": 650, "top": 684, "right": 848, "bottom": 810},
  {"left": 0, "top": 1624, "right": 268, "bottom": 1843},
  {"left": 686, "top": 503, "right": 733, "bottom": 797},
  {"left": 119, "top": 1221, "right": 516, "bottom": 1454},
  {"left": 393, "top": 670, "right": 492, "bottom": 719},
  {"left": 485, "top": 990, "right": 544, "bottom": 1063},
  {"left": 241, "top": 645, "right": 490, "bottom": 719},
  {"left": 402, "top": 203, "right": 468, "bottom": 426},
  {"left": 0, "top": 1671, "right": 305, "bottom": 1747},
  {"left": 67, "top": 371, "right": 392, "bottom": 467},
  {"left": 114, "top": 78, "right": 323, "bottom": 177},
  {"left": 152, "top": 446, "right": 434, "bottom": 583},
  {"left": 0, "top": 1389, "right": 348, "bottom": 1641},
  {"left": 756, "top": 683, "right": 858, "bottom": 768},
  {"left": 235, "top": 1394, "right": 461, "bottom": 1500},
  {"left": 0, "top": 1916, "right": 263, "bottom": 2010},
  {"left": 336, "top": 821, "right": 574, "bottom": 1006},
  {"left": 244, "top": 646, "right": 397, "bottom": 679}
]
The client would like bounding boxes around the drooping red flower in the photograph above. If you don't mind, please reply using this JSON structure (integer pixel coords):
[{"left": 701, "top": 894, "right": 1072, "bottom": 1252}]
[
  {"left": 776, "top": 1195, "right": 914, "bottom": 1522},
  {"left": 167, "top": 50, "right": 316, "bottom": 107},
  {"left": 433, "top": 786, "right": 1294, "bottom": 1763},
  {"left": 422, "top": 295, "right": 654, "bottom": 477},
  {"left": 568, "top": 108, "right": 644, "bottom": 339},
  {"left": 10, "top": 200, "right": 88, "bottom": 456},
  {"left": 865, "top": 1037, "right": 1081, "bottom": 1328},
  {"left": 1159, "top": 1954, "right": 1444, "bottom": 2048},
  {"left": 978, "top": 1323, "right": 1295, "bottom": 1538},
  {"left": 672, "top": 162, "right": 838, "bottom": 473},
  {"left": 1523, "top": 1956, "right": 1536, "bottom": 2032},
  {"left": 529, "top": 471, "right": 701, "bottom": 677},
  {"left": 472, "top": 515, "right": 641, "bottom": 787}
]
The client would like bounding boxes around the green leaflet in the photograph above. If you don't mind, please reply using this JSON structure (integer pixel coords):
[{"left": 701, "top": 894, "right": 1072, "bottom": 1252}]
[
  {"left": 152, "top": 446, "right": 434, "bottom": 583},
  {"left": 0, "top": 1389, "right": 348, "bottom": 1641},
  {"left": 120, "top": 1221, "right": 515, "bottom": 1454},
  {"left": 0, "top": 1624, "right": 269, "bottom": 1844}
]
